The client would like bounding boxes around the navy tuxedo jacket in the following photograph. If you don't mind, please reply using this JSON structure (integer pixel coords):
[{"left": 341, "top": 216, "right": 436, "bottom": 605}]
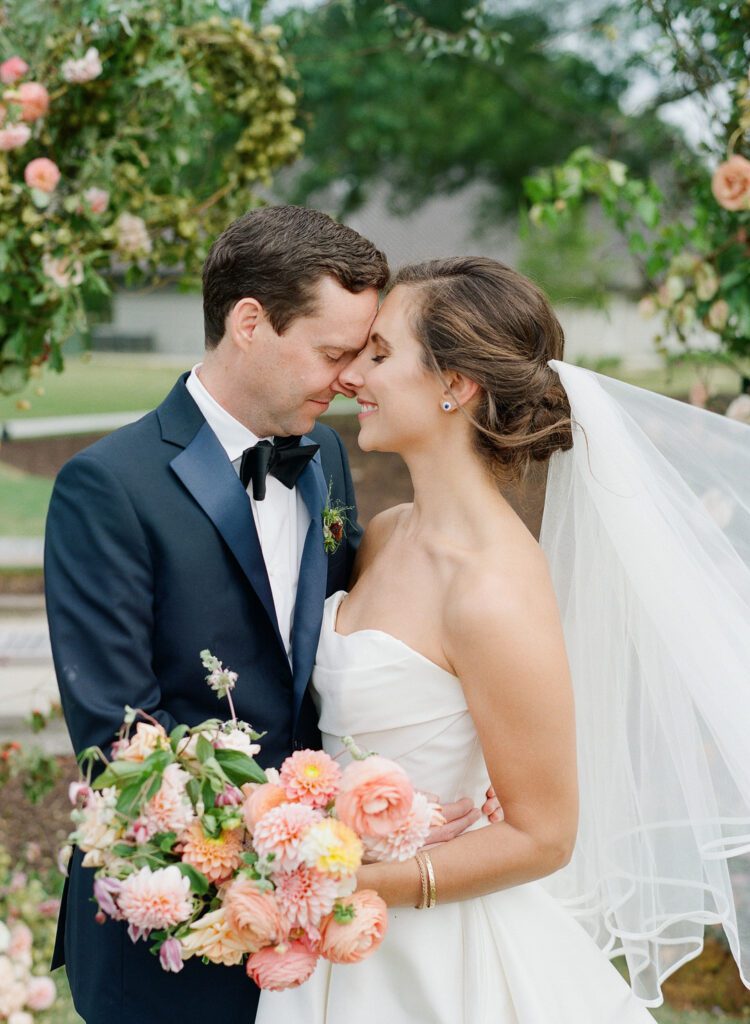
[{"left": 44, "top": 374, "right": 361, "bottom": 1024}]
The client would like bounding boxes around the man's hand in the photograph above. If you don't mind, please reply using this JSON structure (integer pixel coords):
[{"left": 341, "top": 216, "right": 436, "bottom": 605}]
[{"left": 423, "top": 785, "right": 503, "bottom": 845}]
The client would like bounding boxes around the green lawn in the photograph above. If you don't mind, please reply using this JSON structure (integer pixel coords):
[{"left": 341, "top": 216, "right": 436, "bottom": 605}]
[
  {"left": 0, "top": 462, "right": 54, "bottom": 536},
  {"left": 0, "top": 354, "right": 191, "bottom": 422}
]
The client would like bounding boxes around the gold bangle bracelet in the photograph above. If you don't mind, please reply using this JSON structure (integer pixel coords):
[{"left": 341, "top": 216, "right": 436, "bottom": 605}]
[
  {"left": 422, "top": 851, "right": 437, "bottom": 909},
  {"left": 414, "top": 851, "right": 428, "bottom": 909}
]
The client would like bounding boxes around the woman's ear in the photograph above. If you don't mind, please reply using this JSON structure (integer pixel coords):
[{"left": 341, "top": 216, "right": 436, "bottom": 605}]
[
  {"left": 227, "top": 297, "right": 263, "bottom": 351},
  {"left": 443, "top": 371, "right": 480, "bottom": 410}
]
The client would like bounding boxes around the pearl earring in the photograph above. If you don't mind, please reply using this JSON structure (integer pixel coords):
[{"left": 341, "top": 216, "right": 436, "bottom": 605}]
[{"left": 442, "top": 401, "right": 452, "bottom": 411}]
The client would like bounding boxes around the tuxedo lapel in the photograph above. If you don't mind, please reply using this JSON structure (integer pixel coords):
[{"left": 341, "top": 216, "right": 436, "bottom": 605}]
[
  {"left": 291, "top": 440, "right": 328, "bottom": 728},
  {"left": 170, "top": 422, "right": 286, "bottom": 655}
]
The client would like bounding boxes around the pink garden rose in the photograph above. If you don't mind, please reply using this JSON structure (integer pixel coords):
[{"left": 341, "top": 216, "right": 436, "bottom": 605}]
[
  {"left": 24, "top": 975, "right": 56, "bottom": 1011},
  {"left": 15, "top": 82, "right": 49, "bottom": 122},
  {"left": 0, "top": 123, "right": 31, "bottom": 151},
  {"left": 0, "top": 56, "right": 28, "bottom": 84},
  {"left": 24, "top": 157, "right": 60, "bottom": 192},
  {"left": 242, "top": 782, "right": 288, "bottom": 834},
  {"left": 712, "top": 155, "right": 750, "bottom": 211},
  {"left": 318, "top": 890, "right": 388, "bottom": 964},
  {"left": 335, "top": 756, "right": 414, "bottom": 838},
  {"left": 222, "top": 875, "right": 285, "bottom": 952},
  {"left": 83, "top": 186, "right": 109, "bottom": 214},
  {"left": 245, "top": 939, "right": 319, "bottom": 991}
]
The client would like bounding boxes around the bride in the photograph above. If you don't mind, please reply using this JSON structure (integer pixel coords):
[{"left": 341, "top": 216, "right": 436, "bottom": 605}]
[{"left": 256, "top": 257, "right": 750, "bottom": 1023}]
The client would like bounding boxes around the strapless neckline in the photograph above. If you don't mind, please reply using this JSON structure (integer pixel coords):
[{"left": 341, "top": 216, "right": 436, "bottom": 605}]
[{"left": 326, "top": 590, "right": 459, "bottom": 680}]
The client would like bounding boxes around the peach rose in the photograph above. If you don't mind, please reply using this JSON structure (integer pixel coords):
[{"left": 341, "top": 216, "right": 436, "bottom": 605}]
[
  {"left": 222, "top": 875, "right": 285, "bottom": 952},
  {"left": 0, "top": 123, "right": 31, "bottom": 151},
  {"left": 16, "top": 82, "right": 49, "bottom": 122},
  {"left": 318, "top": 890, "right": 388, "bottom": 964},
  {"left": 24, "top": 157, "right": 60, "bottom": 193},
  {"left": 242, "top": 782, "right": 287, "bottom": 834},
  {"left": 0, "top": 56, "right": 28, "bottom": 84},
  {"left": 335, "top": 756, "right": 414, "bottom": 837},
  {"left": 245, "top": 939, "right": 319, "bottom": 991},
  {"left": 712, "top": 155, "right": 750, "bottom": 211},
  {"left": 25, "top": 975, "right": 56, "bottom": 1011}
]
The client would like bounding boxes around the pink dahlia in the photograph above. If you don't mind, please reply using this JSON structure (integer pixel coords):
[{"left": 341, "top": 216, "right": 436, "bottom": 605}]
[
  {"left": 180, "top": 822, "right": 244, "bottom": 885},
  {"left": 133, "top": 763, "right": 194, "bottom": 841},
  {"left": 252, "top": 803, "right": 322, "bottom": 873},
  {"left": 246, "top": 939, "right": 319, "bottom": 991},
  {"left": 335, "top": 756, "right": 414, "bottom": 838},
  {"left": 279, "top": 749, "right": 342, "bottom": 809},
  {"left": 118, "top": 865, "right": 193, "bottom": 933},
  {"left": 274, "top": 864, "right": 339, "bottom": 936}
]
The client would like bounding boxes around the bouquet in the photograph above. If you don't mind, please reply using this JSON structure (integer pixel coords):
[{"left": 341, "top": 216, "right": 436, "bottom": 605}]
[{"left": 63, "top": 652, "right": 442, "bottom": 990}]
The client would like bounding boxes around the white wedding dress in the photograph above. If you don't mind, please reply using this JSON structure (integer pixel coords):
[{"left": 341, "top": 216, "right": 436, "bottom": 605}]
[{"left": 256, "top": 589, "right": 654, "bottom": 1023}]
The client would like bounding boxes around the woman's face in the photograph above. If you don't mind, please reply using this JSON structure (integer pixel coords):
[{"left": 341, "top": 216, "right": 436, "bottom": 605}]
[{"left": 336, "top": 285, "right": 448, "bottom": 454}]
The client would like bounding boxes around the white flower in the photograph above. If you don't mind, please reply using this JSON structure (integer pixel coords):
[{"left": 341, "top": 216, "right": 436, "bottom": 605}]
[
  {"left": 72, "top": 787, "right": 121, "bottom": 868},
  {"left": 42, "top": 254, "right": 84, "bottom": 289},
  {"left": 725, "top": 393, "right": 750, "bottom": 425},
  {"left": 0, "top": 921, "right": 9, "bottom": 954},
  {"left": 61, "top": 47, "right": 103, "bottom": 84},
  {"left": 216, "top": 727, "right": 260, "bottom": 758},
  {"left": 115, "top": 212, "right": 152, "bottom": 256},
  {"left": 116, "top": 721, "right": 169, "bottom": 762}
]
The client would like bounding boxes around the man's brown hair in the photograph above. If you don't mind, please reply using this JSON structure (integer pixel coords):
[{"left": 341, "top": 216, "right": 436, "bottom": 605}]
[{"left": 202, "top": 206, "right": 389, "bottom": 347}]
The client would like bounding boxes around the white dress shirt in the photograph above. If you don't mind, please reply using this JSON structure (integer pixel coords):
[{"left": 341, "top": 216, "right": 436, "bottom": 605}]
[{"left": 186, "top": 366, "right": 310, "bottom": 661}]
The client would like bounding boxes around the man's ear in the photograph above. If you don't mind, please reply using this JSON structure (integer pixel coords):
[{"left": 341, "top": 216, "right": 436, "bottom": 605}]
[
  {"left": 442, "top": 371, "right": 481, "bottom": 410},
  {"left": 227, "top": 297, "right": 263, "bottom": 351}
]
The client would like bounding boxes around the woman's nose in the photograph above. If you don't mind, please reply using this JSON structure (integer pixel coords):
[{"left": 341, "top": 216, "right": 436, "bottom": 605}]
[{"left": 333, "top": 350, "right": 367, "bottom": 397}]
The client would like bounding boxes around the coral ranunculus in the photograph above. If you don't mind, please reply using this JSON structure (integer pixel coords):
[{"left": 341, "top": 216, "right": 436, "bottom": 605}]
[
  {"left": 711, "top": 154, "right": 750, "bottom": 211},
  {"left": 335, "top": 756, "right": 414, "bottom": 837},
  {"left": 279, "top": 749, "right": 342, "bottom": 809},
  {"left": 242, "top": 782, "right": 288, "bottom": 834},
  {"left": 180, "top": 822, "right": 244, "bottom": 885},
  {"left": 245, "top": 939, "right": 319, "bottom": 991},
  {"left": 24, "top": 157, "right": 60, "bottom": 192},
  {"left": 222, "top": 875, "right": 285, "bottom": 952},
  {"left": 318, "top": 890, "right": 388, "bottom": 964}
]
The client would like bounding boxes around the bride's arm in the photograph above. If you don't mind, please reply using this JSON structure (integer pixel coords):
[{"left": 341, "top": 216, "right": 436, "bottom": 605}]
[{"left": 356, "top": 550, "right": 578, "bottom": 907}]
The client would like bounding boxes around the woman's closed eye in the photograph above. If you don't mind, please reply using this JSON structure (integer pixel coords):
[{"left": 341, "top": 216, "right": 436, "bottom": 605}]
[{"left": 371, "top": 354, "right": 387, "bottom": 364}]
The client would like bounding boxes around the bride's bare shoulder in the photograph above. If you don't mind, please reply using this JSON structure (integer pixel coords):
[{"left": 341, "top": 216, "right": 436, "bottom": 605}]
[
  {"left": 351, "top": 503, "right": 412, "bottom": 583},
  {"left": 444, "top": 528, "right": 559, "bottom": 657}
]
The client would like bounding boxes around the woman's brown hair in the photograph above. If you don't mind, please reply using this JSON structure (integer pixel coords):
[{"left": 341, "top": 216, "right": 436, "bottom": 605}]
[{"left": 392, "top": 257, "right": 574, "bottom": 483}]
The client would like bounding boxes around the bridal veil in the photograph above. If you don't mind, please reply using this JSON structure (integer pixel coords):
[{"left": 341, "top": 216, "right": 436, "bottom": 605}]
[{"left": 538, "top": 360, "right": 750, "bottom": 1005}]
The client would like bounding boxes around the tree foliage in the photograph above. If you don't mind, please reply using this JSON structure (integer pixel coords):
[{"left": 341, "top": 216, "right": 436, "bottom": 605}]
[
  {"left": 0, "top": 0, "right": 301, "bottom": 392},
  {"left": 277, "top": 0, "right": 675, "bottom": 218}
]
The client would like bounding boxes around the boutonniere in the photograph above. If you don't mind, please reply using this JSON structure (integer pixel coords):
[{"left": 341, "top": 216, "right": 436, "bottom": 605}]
[{"left": 322, "top": 481, "right": 351, "bottom": 555}]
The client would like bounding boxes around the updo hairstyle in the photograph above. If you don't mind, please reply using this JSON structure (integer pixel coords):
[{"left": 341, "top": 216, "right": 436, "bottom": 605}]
[{"left": 391, "top": 257, "right": 574, "bottom": 484}]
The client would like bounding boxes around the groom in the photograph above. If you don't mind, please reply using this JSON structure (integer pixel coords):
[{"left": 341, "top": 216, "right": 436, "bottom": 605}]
[{"left": 45, "top": 206, "right": 490, "bottom": 1023}]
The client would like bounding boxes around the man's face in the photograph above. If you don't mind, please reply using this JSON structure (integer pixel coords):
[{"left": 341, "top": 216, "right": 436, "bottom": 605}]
[{"left": 240, "top": 276, "right": 379, "bottom": 437}]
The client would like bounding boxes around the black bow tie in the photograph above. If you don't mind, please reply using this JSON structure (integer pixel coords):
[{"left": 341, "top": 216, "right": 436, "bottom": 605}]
[{"left": 239, "top": 436, "right": 319, "bottom": 501}]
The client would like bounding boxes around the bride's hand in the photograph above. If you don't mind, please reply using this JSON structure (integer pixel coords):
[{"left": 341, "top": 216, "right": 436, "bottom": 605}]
[
  {"left": 420, "top": 786, "right": 503, "bottom": 845},
  {"left": 482, "top": 785, "right": 504, "bottom": 824}
]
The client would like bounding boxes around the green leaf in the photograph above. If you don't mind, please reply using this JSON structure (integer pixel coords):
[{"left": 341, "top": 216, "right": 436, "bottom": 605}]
[
  {"left": 176, "top": 862, "right": 210, "bottom": 895},
  {"left": 170, "top": 724, "right": 189, "bottom": 752},
  {"left": 157, "top": 831, "right": 177, "bottom": 852},
  {"left": 195, "top": 735, "right": 214, "bottom": 764},
  {"left": 116, "top": 780, "right": 147, "bottom": 817},
  {"left": 214, "top": 748, "right": 267, "bottom": 787},
  {"left": 635, "top": 195, "right": 659, "bottom": 230}
]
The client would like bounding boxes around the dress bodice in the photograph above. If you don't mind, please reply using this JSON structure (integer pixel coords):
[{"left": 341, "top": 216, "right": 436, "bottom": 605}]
[{"left": 311, "top": 591, "right": 492, "bottom": 807}]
